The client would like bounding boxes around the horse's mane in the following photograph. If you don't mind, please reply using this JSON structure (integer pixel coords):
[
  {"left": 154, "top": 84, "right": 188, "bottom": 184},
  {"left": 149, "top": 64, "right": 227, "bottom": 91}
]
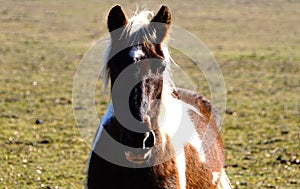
[
  {"left": 101, "top": 9, "right": 174, "bottom": 92},
  {"left": 122, "top": 10, "right": 156, "bottom": 45}
]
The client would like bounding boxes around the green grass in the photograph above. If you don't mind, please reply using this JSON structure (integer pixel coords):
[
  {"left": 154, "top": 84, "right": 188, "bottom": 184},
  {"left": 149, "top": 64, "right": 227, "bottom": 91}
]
[{"left": 0, "top": 0, "right": 299, "bottom": 188}]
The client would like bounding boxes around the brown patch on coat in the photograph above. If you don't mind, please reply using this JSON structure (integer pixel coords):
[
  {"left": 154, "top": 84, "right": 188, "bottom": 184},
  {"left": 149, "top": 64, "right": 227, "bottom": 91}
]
[
  {"left": 150, "top": 134, "right": 180, "bottom": 189},
  {"left": 185, "top": 144, "right": 216, "bottom": 189}
]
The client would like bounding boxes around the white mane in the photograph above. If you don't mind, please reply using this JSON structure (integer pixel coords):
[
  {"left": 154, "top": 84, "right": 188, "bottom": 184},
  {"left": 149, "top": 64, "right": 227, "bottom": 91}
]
[
  {"left": 122, "top": 10, "right": 156, "bottom": 45},
  {"left": 101, "top": 10, "right": 174, "bottom": 92}
]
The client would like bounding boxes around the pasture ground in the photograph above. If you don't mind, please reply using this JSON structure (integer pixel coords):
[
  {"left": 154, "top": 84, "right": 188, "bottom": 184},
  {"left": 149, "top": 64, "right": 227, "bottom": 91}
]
[{"left": 0, "top": 0, "right": 299, "bottom": 188}]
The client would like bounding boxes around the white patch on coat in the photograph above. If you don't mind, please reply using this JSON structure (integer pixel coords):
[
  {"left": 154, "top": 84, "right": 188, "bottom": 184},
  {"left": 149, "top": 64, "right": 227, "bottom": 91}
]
[
  {"left": 189, "top": 133, "right": 206, "bottom": 163},
  {"left": 158, "top": 84, "right": 183, "bottom": 138},
  {"left": 212, "top": 171, "right": 220, "bottom": 185},
  {"left": 176, "top": 151, "right": 186, "bottom": 189},
  {"left": 159, "top": 84, "right": 202, "bottom": 142}
]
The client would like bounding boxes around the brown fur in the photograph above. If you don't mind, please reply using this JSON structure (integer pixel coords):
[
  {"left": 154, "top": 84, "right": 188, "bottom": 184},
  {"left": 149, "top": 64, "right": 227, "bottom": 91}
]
[
  {"left": 150, "top": 135, "right": 180, "bottom": 189},
  {"left": 185, "top": 144, "right": 215, "bottom": 189}
]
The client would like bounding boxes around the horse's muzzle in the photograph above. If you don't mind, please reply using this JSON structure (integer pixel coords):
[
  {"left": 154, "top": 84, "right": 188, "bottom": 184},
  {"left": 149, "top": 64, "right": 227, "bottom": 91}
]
[
  {"left": 123, "top": 131, "right": 155, "bottom": 163},
  {"left": 125, "top": 148, "right": 152, "bottom": 164}
]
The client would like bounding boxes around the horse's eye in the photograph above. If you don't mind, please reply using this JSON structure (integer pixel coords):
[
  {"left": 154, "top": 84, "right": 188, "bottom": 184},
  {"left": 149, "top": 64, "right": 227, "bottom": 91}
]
[{"left": 158, "top": 65, "right": 166, "bottom": 74}]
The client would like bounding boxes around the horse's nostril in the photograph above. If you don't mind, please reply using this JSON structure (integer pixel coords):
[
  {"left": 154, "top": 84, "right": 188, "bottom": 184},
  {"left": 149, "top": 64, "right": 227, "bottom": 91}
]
[{"left": 143, "top": 131, "right": 155, "bottom": 149}]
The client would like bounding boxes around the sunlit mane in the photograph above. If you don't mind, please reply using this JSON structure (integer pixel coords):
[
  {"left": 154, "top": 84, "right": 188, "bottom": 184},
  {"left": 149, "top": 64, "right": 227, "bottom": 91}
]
[
  {"left": 122, "top": 10, "right": 156, "bottom": 45},
  {"left": 101, "top": 10, "right": 174, "bottom": 92}
]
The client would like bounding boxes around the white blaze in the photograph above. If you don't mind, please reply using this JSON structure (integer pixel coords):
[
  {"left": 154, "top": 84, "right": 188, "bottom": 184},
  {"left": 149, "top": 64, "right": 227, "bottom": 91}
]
[{"left": 129, "top": 46, "right": 145, "bottom": 62}]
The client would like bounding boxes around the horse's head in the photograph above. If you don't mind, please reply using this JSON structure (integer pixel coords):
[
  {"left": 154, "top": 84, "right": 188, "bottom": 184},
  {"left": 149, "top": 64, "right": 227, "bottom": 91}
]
[{"left": 103, "top": 5, "right": 172, "bottom": 163}]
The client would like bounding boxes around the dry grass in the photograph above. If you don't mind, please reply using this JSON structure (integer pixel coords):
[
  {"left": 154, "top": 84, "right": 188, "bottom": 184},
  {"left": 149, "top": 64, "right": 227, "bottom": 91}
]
[{"left": 0, "top": 0, "right": 299, "bottom": 188}]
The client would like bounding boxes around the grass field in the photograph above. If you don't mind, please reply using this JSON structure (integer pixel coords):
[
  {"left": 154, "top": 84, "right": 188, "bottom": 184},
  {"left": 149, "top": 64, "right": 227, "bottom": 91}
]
[{"left": 0, "top": 0, "right": 299, "bottom": 188}]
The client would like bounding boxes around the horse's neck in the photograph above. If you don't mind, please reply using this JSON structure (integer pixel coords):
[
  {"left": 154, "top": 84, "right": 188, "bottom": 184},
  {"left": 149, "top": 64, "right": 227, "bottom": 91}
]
[{"left": 159, "top": 84, "right": 202, "bottom": 129}]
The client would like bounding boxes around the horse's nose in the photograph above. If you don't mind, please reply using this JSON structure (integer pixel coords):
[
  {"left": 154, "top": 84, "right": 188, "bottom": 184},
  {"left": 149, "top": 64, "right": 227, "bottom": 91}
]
[{"left": 143, "top": 131, "right": 155, "bottom": 149}]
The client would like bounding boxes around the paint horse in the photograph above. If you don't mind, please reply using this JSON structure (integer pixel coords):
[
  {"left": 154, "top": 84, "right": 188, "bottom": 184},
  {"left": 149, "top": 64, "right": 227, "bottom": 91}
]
[{"left": 87, "top": 5, "right": 231, "bottom": 189}]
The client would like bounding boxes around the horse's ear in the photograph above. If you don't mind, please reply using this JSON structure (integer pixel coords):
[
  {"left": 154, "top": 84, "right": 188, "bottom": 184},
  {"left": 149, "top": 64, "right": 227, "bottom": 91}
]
[
  {"left": 151, "top": 5, "right": 171, "bottom": 43},
  {"left": 107, "top": 5, "right": 127, "bottom": 32},
  {"left": 151, "top": 5, "right": 171, "bottom": 25}
]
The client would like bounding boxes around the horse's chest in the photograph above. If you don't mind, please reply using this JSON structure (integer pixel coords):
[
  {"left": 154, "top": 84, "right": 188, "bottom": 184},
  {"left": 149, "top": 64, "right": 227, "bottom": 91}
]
[{"left": 119, "top": 168, "right": 178, "bottom": 189}]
